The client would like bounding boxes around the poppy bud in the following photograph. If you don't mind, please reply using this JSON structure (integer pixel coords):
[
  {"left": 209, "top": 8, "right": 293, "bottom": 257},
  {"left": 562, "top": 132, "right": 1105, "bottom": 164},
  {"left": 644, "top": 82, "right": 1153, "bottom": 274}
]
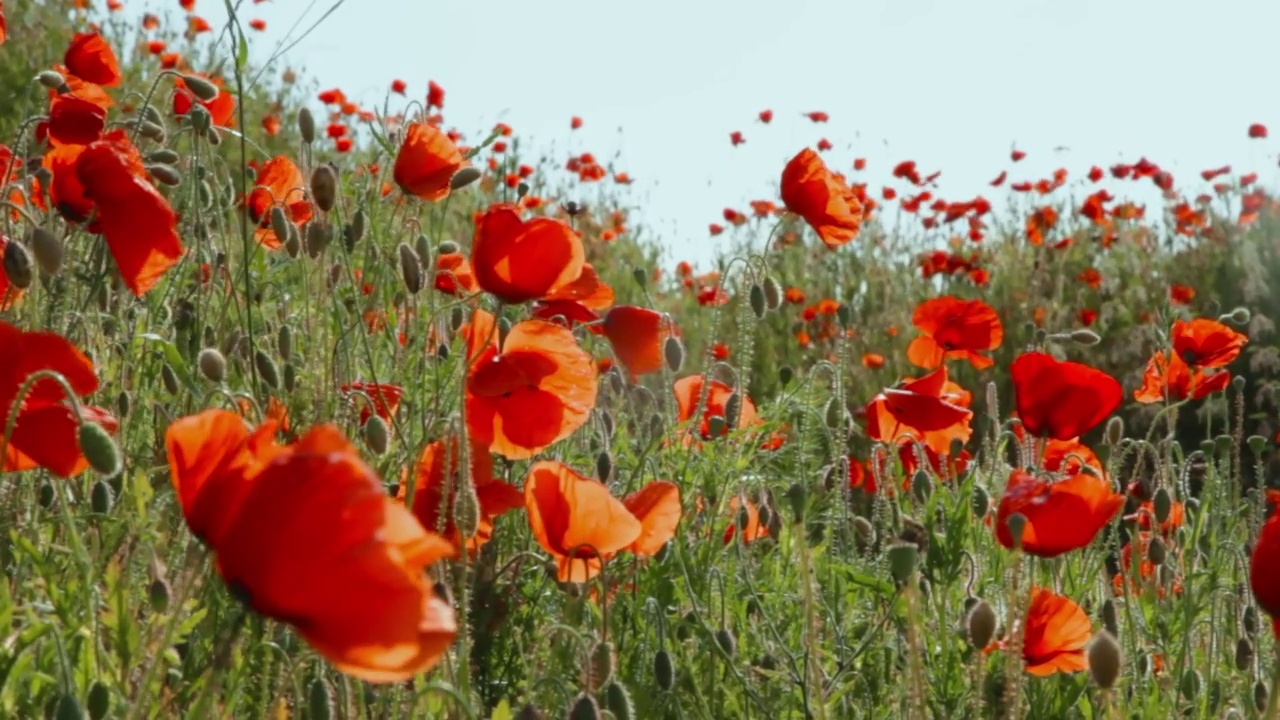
[
  {"left": 90, "top": 478, "right": 114, "bottom": 514},
  {"left": 724, "top": 392, "right": 743, "bottom": 428},
  {"left": 310, "top": 165, "right": 338, "bottom": 212},
  {"left": 147, "top": 149, "right": 180, "bottom": 165},
  {"left": 37, "top": 70, "right": 67, "bottom": 89},
  {"left": 349, "top": 208, "right": 367, "bottom": 245},
  {"left": 266, "top": 206, "right": 291, "bottom": 246},
  {"left": 748, "top": 284, "right": 766, "bottom": 319},
  {"left": 86, "top": 681, "right": 110, "bottom": 720},
  {"left": 595, "top": 451, "right": 614, "bottom": 483},
  {"left": 276, "top": 325, "right": 294, "bottom": 362},
  {"left": 254, "top": 350, "right": 280, "bottom": 389},
  {"left": 1244, "top": 606, "right": 1259, "bottom": 635},
  {"left": 188, "top": 104, "right": 212, "bottom": 134},
  {"left": 451, "top": 481, "right": 480, "bottom": 540},
  {"left": 567, "top": 694, "right": 601, "bottom": 720},
  {"left": 147, "top": 163, "right": 182, "bottom": 186},
  {"left": 763, "top": 276, "right": 782, "bottom": 310},
  {"left": 363, "top": 416, "right": 389, "bottom": 456},
  {"left": 651, "top": 648, "right": 676, "bottom": 691},
  {"left": 630, "top": 267, "right": 647, "bottom": 288},
  {"left": 663, "top": 337, "right": 684, "bottom": 373},
  {"left": 836, "top": 303, "right": 851, "bottom": 327},
  {"left": 450, "top": 166, "right": 482, "bottom": 190},
  {"left": 1087, "top": 631, "right": 1122, "bottom": 690},
  {"left": 79, "top": 422, "right": 121, "bottom": 477},
  {"left": 498, "top": 317, "right": 512, "bottom": 344},
  {"left": 1004, "top": 513, "right": 1028, "bottom": 550},
  {"left": 1152, "top": 486, "right": 1172, "bottom": 524},
  {"left": 147, "top": 576, "right": 171, "bottom": 613},
  {"left": 779, "top": 365, "right": 794, "bottom": 386},
  {"left": 53, "top": 693, "right": 84, "bottom": 720},
  {"left": 1147, "top": 536, "right": 1168, "bottom": 565},
  {"left": 283, "top": 363, "right": 298, "bottom": 393},
  {"left": 714, "top": 628, "right": 737, "bottom": 658},
  {"left": 965, "top": 599, "right": 997, "bottom": 648},
  {"left": 307, "top": 677, "right": 334, "bottom": 720},
  {"left": 647, "top": 412, "right": 664, "bottom": 439},
  {"left": 1256, "top": 680, "right": 1269, "bottom": 713},
  {"left": 590, "top": 641, "right": 615, "bottom": 689},
  {"left": 412, "top": 235, "right": 432, "bottom": 265},
  {"left": 970, "top": 485, "right": 990, "bottom": 518},
  {"left": 1070, "top": 329, "right": 1101, "bottom": 346},
  {"left": 825, "top": 397, "right": 844, "bottom": 428},
  {"left": 297, "top": 107, "right": 316, "bottom": 144},
  {"left": 180, "top": 73, "right": 220, "bottom": 102},
  {"left": 450, "top": 306, "right": 466, "bottom": 331},
  {"left": 514, "top": 704, "right": 544, "bottom": 720},
  {"left": 852, "top": 516, "right": 875, "bottom": 545},
  {"left": 1242, "top": 437, "right": 1269, "bottom": 462},
  {"left": 306, "top": 222, "right": 332, "bottom": 258},
  {"left": 438, "top": 240, "right": 461, "bottom": 255},
  {"left": 38, "top": 481, "right": 55, "bottom": 509},
  {"left": 284, "top": 224, "right": 302, "bottom": 258},
  {"left": 604, "top": 681, "right": 633, "bottom": 720},
  {"left": 160, "top": 364, "right": 180, "bottom": 395},
  {"left": 707, "top": 415, "right": 727, "bottom": 437},
  {"left": 911, "top": 470, "right": 932, "bottom": 502},
  {"left": 197, "top": 348, "right": 226, "bottom": 382},
  {"left": 1226, "top": 307, "right": 1252, "bottom": 325},
  {"left": 398, "top": 243, "right": 423, "bottom": 294},
  {"left": 784, "top": 482, "right": 807, "bottom": 524},
  {"left": 114, "top": 390, "right": 131, "bottom": 420},
  {"left": 3, "top": 238, "right": 33, "bottom": 290},
  {"left": 29, "top": 227, "right": 64, "bottom": 277},
  {"left": 1179, "top": 668, "right": 1201, "bottom": 699},
  {"left": 887, "top": 541, "right": 918, "bottom": 583},
  {"left": 1236, "top": 637, "right": 1254, "bottom": 671}
]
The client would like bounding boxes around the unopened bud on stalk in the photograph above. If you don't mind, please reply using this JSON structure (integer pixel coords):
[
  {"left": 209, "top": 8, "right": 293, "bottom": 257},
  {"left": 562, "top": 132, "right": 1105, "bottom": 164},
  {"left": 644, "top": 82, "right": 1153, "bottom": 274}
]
[
  {"left": 186, "top": 106, "right": 209, "bottom": 135},
  {"left": 270, "top": 206, "right": 291, "bottom": 245},
  {"left": 306, "top": 222, "right": 332, "bottom": 258},
  {"left": 79, "top": 422, "right": 121, "bottom": 477},
  {"left": 590, "top": 641, "right": 616, "bottom": 689},
  {"left": 971, "top": 485, "right": 991, "bottom": 518},
  {"left": 453, "top": 484, "right": 480, "bottom": 539},
  {"left": 653, "top": 649, "right": 675, "bottom": 691},
  {"left": 836, "top": 303, "right": 851, "bottom": 327},
  {"left": 148, "top": 164, "right": 182, "bottom": 186},
  {"left": 748, "top": 284, "right": 766, "bottom": 319},
  {"left": 3, "top": 239, "right": 33, "bottom": 289},
  {"left": 604, "top": 681, "right": 634, "bottom": 720},
  {"left": 1235, "top": 637, "right": 1254, "bottom": 671},
  {"left": 1104, "top": 416, "right": 1124, "bottom": 445},
  {"left": 307, "top": 677, "right": 333, "bottom": 720},
  {"left": 161, "top": 364, "right": 180, "bottom": 395},
  {"left": 197, "top": 348, "right": 226, "bottom": 382},
  {"left": 1005, "top": 513, "right": 1028, "bottom": 550},
  {"left": 1152, "top": 486, "right": 1173, "bottom": 524},
  {"left": 450, "top": 166, "right": 482, "bottom": 190},
  {"left": 297, "top": 108, "right": 316, "bottom": 144},
  {"left": 763, "top": 276, "right": 782, "bottom": 310},
  {"left": 310, "top": 165, "right": 338, "bottom": 212},
  {"left": 277, "top": 325, "right": 294, "bottom": 361},
  {"left": 1087, "top": 631, "right": 1122, "bottom": 690},
  {"left": 966, "top": 599, "right": 997, "bottom": 648},
  {"left": 631, "top": 267, "right": 647, "bottom": 288},
  {"left": 663, "top": 337, "right": 684, "bottom": 373},
  {"left": 1226, "top": 307, "right": 1252, "bottom": 325},
  {"left": 1070, "top": 329, "right": 1101, "bottom": 346},
  {"left": 785, "top": 482, "right": 807, "bottom": 523},
  {"left": 180, "top": 74, "right": 220, "bottom": 101},
  {"left": 399, "top": 243, "right": 423, "bottom": 294},
  {"left": 36, "top": 70, "right": 67, "bottom": 89},
  {"left": 1146, "top": 537, "right": 1167, "bottom": 565},
  {"left": 595, "top": 451, "right": 614, "bottom": 483},
  {"left": 887, "top": 541, "right": 918, "bottom": 583},
  {"left": 147, "top": 149, "right": 180, "bottom": 165},
  {"left": 714, "top": 628, "right": 737, "bottom": 657},
  {"left": 349, "top": 208, "right": 367, "bottom": 245},
  {"left": 363, "top": 416, "right": 389, "bottom": 456},
  {"left": 852, "top": 516, "right": 876, "bottom": 545},
  {"left": 1101, "top": 598, "right": 1119, "bottom": 637},
  {"left": 438, "top": 240, "right": 460, "bottom": 255},
  {"left": 254, "top": 350, "right": 280, "bottom": 389},
  {"left": 567, "top": 694, "right": 601, "bottom": 720},
  {"left": 284, "top": 224, "right": 302, "bottom": 258},
  {"left": 86, "top": 681, "right": 110, "bottom": 720}
]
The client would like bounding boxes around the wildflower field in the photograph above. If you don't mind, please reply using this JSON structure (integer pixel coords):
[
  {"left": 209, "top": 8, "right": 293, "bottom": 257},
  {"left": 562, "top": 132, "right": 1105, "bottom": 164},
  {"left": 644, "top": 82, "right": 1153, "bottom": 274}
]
[{"left": 6, "top": 2, "right": 1280, "bottom": 718}]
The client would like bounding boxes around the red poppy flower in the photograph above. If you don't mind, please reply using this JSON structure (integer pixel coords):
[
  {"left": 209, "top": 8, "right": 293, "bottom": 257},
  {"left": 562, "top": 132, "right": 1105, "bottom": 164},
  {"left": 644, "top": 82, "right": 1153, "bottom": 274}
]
[
  {"left": 0, "top": 235, "right": 21, "bottom": 309},
  {"left": 1251, "top": 511, "right": 1280, "bottom": 636},
  {"left": 723, "top": 495, "right": 769, "bottom": 545},
  {"left": 427, "top": 80, "right": 445, "bottom": 109},
  {"left": 393, "top": 122, "right": 465, "bottom": 201},
  {"left": 602, "top": 306, "right": 675, "bottom": 378},
  {"left": 465, "top": 318, "right": 597, "bottom": 459},
  {"left": 524, "top": 460, "right": 641, "bottom": 582},
  {"left": 673, "top": 375, "right": 759, "bottom": 441},
  {"left": 400, "top": 434, "right": 523, "bottom": 554},
  {"left": 780, "top": 148, "right": 864, "bottom": 249},
  {"left": 995, "top": 470, "right": 1123, "bottom": 557},
  {"left": 0, "top": 3, "right": 6, "bottom": 45},
  {"left": 76, "top": 132, "right": 184, "bottom": 296},
  {"left": 541, "top": 263, "right": 614, "bottom": 310},
  {"left": 1133, "top": 350, "right": 1230, "bottom": 403},
  {"left": 471, "top": 204, "right": 584, "bottom": 304},
  {"left": 1249, "top": 123, "right": 1268, "bottom": 139},
  {"left": 45, "top": 95, "right": 107, "bottom": 146},
  {"left": 245, "top": 156, "right": 312, "bottom": 249},
  {"left": 1010, "top": 352, "right": 1121, "bottom": 441},
  {"left": 173, "top": 74, "right": 235, "bottom": 127},
  {"left": 1039, "top": 437, "right": 1105, "bottom": 478},
  {"left": 1016, "top": 588, "right": 1091, "bottom": 675},
  {"left": 0, "top": 322, "right": 119, "bottom": 478},
  {"left": 44, "top": 143, "right": 92, "bottom": 222},
  {"left": 64, "top": 32, "right": 121, "bottom": 87},
  {"left": 341, "top": 382, "right": 403, "bottom": 425},
  {"left": 906, "top": 296, "right": 1003, "bottom": 370},
  {"left": 1169, "top": 284, "right": 1195, "bottom": 306},
  {"left": 433, "top": 252, "right": 479, "bottom": 296},
  {"left": 863, "top": 367, "right": 972, "bottom": 455},
  {"left": 165, "top": 409, "right": 456, "bottom": 682},
  {"left": 1172, "top": 318, "right": 1247, "bottom": 368},
  {"left": 623, "top": 481, "right": 681, "bottom": 556}
]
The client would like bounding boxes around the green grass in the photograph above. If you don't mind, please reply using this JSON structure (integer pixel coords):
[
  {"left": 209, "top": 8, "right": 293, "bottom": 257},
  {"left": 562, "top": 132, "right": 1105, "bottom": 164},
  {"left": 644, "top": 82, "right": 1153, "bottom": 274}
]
[{"left": 3, "top": 3, "right": 1280, "bottom": 719}]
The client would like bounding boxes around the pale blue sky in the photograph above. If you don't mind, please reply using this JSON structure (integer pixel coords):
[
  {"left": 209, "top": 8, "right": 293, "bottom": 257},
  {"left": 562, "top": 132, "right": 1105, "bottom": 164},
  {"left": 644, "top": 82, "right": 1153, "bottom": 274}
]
[{"left": 194, "top": 0, "right": 1278, "bottom": 266}]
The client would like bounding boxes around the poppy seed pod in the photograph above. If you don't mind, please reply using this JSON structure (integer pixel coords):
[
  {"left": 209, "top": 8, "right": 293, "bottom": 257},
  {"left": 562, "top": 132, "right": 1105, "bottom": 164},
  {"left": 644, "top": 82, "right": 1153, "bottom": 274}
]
[
  {"left": 450, "top": 166, "right": 482, "bottom": 190},
  {"left": 78, "top": 422, "right": 121, "bottom": 477},
  {"left": 887, "top": 541, "right": 919, "bottom": 583},
  {"left": 307, "top": 677, "right": 334, "bottom": 720},
  {"left": 590, "top": 641, "right": 616, "bottom": 689},
  {"left": 297, "top": 107, "right": 316, "bottom": 144},
  {"left": 1257, "top": 680, "right": 1269, "bottom": 713},
  {"left": 29, "top": 228, "right": 64, "bottom": 277},
  {"left": 748, "top": 283, "right": 766, "bottom": 319},
  {"left": 595, "top": 451, "right": 614, "bottom": 483},
  {"left": 3, "top": 239, "right": 33, "bottom": 290},
  {"left": 723, "top": 392, "right": 743, "bottom": 428},
  {"left": 86, "top": 681, "right": 110, "bottom": 720},
  {"left": 604, "top": 681, "right": 633, "bottom": 720},
  {"left": 1249, "top": 435, "right": 1268, "bottom": 456},
  {"left": 180, "top": 73, "right": 220, "bottom": 101},
  {"left": 147, "top": 576, "right": 171, "bottom": 613},
  {"left": 1146, "top": 537, "right": 1167, "bottom": 565},
  {"left": 1087, "top": 631, "right": 1122, "bottom": 690},
  {"left": 567, "top": 694, "right": 601, "bottom": 720},
  {"left": 363, "top": 416, "right": 390, "bottom": 456},
  {"left": 1070, "top": 329, "right": 1101, "bottom": 346},
  {"left": 966, "top": 599, "right": 997, "bottom": 648},
  {"left": 36, "top": 70, "right": 67, "bottom": 89},
  {"left": 1235, "top": 637, "right": 1254, "bottom": 671},
  {"left": 38, "top": 481, "right": 55, "bottom": 509},
  {"left": 116, "top": 390, "right": 131, "bottom": 419},
  {"left": 1179, "top": 668, "right": 1201, "bottom": 699},
  {"left": 197, "top": 348, "right": 226, "bottom": 382},
  {"left": 911, "top": 470, "right": 933, "bottom": 502},
  {"left": 283, "top": 363, "right": 298, "bottom": 393},
  {"left": 310, "top": 165, "right": 338, "bottom": 213},
  {"left": 306, "top": 222, "right": 333, "bottom": 258},
  {"left": 663, "top": 337, "right": 684, "bottom": 373},
  {"left": 398, "top": 243, "right": 423, "bottom": 294},
  {"left": 148, "top": 163, "right": 182, "bottom": 186},
  {"left": 825, "top": 397, "right": 844, "bottom": 428},
  {"left": 763, "top": 276, "right": 782, "bottom": 310},
  {"left": 349, "top": 208, "right": 367, "bottom": 245}
]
